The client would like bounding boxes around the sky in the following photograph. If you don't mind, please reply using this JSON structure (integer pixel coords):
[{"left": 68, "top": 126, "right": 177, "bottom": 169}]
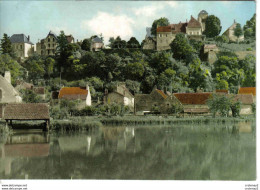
[{"left": 0, "top": 1, "right": 256, "bottom": 45}]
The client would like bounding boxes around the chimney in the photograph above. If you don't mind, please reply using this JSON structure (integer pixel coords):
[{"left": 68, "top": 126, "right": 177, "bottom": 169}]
[
  {"left": 4, "top": 71, "right": 11, "bottom": 84},
  {"left": 28, "top": 35, "right": 30, "bottom": 42}
]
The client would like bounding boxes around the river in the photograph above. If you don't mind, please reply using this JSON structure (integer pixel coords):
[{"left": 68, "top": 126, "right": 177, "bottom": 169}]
[{"left": 0, "top": 122, "right": 256, "bottom": 180}]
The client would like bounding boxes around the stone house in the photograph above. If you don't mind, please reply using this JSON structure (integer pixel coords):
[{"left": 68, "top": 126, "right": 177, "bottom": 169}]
[
  {"left": 203, "top": 44, "right": 219, "bottom": 64},
  {"left": 10, "top": 34, "right": 34, "bottom": 59},
  {"left": 91, "top": 37, "right": 104, "bottom": 51},
  {"left": 58, "top": 85, "right": 91, "bottom": 108},
  {"left": 142, "top": 27, "right": 156, "bottom": 50},
  {"left": 36, "top": 31, "right": 75, "bottom": 56},
  {"left": 156, "top": 10, "right": 207, "bottom": 51},
  {"left": 222, "top": 20, "right": 244, "bottom": 42},
  {"left": 135, "top": 88, "right": 182, "bottom": 115},
  {"left": 173, "top": 93, "right": 212, "bottom": 115},
  {"left": 0, "top": 71, "right": 22, "bottom": 118},
  {"left": 15, "top": 81, "right": 46, "bottom": 100},
  {"left": 238, "top": 87, "right": 256, "bottom": 103},
  {"left": 103, "top": 84, "right": 134, "bottom": 111},
  {"left": 231, "top": 94, "right": 254, "bottom": 115}
]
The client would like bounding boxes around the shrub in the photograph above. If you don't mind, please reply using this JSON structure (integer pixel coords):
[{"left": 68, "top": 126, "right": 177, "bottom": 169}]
[
  {"left": 230, "top": 101, "right": 241, "bottom": 117},
  {"left": 207, "top": 94, "right": 232, "bottom": 117},
  {"left": 246, "top": 48, "right": 252, "bottom": 51},
  {"left": 251, "top": 103, "right": 256, "bottom": 115}
]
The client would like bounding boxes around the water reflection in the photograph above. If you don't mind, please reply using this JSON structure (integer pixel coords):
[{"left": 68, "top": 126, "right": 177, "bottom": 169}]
[{"left": 0, "top": 123, "right": 256, "bottom": 180}]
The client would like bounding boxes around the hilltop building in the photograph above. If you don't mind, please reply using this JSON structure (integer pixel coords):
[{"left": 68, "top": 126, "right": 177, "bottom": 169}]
[
  {"left": 142, "top": 27, "right": 156, "bottom": 50},
  {"left": 36, "top": 31, "right": 75, "bottom": 56},
  {"left": 91, "top": 36, "right": 104, "bottom": 51},
  {"left": 222, "top": 20, "right": 244, "bottom": 42},
  {"left": 10, "top": 34, "right": 34, "bottom": 59},
  {"left": 156, "top": 11, "right": 208, "bottom": 51}
]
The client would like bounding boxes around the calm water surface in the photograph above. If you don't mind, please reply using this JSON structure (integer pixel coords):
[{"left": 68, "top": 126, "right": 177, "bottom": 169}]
[{"left": 0, "top": 122, "right": 256, "bottom": 180}]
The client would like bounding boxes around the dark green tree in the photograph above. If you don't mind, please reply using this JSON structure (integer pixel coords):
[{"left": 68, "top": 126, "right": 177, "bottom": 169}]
[
  {"left": 234, "top": 23, "right": 243, "bottom": 42},
  {"left": 151, "top": 17, "right": 170, "bottom": 36},
  {"left": 81, "top": 39, "right": 91, "bottom": 51},
  {"left": 204, "top": 15, "right": 222, "bottom": 38},
  {"left": 243, "top": 14, "right": 256, "bottom": 37},
  {"left": 170, "top": 33, "right": 195, "bottom": 61},
  {"left": 0, "top": 33, "right": 14, "bottom": 56},
  {"left": 127, "top": 37, "right": 140, "bottom": 48}
]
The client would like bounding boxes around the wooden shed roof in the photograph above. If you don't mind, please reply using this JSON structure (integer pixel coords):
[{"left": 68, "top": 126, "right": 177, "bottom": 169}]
[
  {"left": 3, "top": 103, "right": 50, "bottom": 120},
  {"left": 238, "top": 87, "right": 256, "bottom": 96},
  {"left": 174, "top": 93, "right": 212, "bottom": 105}
]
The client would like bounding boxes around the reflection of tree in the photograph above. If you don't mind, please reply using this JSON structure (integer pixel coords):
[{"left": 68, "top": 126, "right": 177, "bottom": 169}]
[{"left": 0, "top": 124, "right": 255, "bottom": 180}]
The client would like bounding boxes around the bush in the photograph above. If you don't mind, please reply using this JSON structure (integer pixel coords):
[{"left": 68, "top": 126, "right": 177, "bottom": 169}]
[
  {"left": 207, "top": 94, "right": 232, "bottom": 117},
  {"left": 246, "top": 48, "right": 252, "bottom": 51},
  {"left": 50, "top": 107, "right": 69, "bottom": 119},
  {"left": 251, "top": 103, "right": 256, "bottom": 115},
  {"left": 230, "top": 101, "right": 241, "bottom": 117},
  {"left": 168, "top": 103, "right": 183, "bottom": 114}
]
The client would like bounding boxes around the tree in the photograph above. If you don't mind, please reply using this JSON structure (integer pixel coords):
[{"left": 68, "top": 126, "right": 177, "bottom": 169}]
[
  {"left": 234, "top": 23, "right": 243, "bottom": 42},
  {"left": 151, "top": 17, "right": 170, "bottom": 36},
  {"left": 170, "top": 33, "right": 195, "bottom": 61},
  {"left": 149, "top": 51, "right": 173, "bottom": 73},
  {"left": 243, "top": 14, "right": 255, "bottom": 37},
  {"left": 0, "top": 33, "right": 14, "bottom": 56},
  {"left": 45, "top": 57, "right": 55, "bottom": 79},
  {"left": 125, "top": 60, "right": 145, "bottom": 80},
  {"left": 81, "top": 39, "right": 92, "bottom": 51},
  {"left": 56, "top": 31, "right": 69, "bottom": 70},
  {"left": 204, "top": 15, "right": 222, "bottom": 38},
  {"left": 127, "top": 37, "right": 140, "bottom": 48},
  {"left": 207, "top": 94, "right": 232, "bottom": 117},
  {"left": 23, "top": 56, "right": 45, "bottom": 83}
]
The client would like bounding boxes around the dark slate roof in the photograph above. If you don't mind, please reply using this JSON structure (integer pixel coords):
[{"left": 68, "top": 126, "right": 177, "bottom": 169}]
[
  {"left": 10, "top": 34, "right": 34, "bottom": 45},
  {"left": 47, "top": 31, "right": 57, "bottom": 39},
  {"left": 3, "top": 103, "right": 50, "bottom": 120},
  {"left": 92, "top": 37, "right": 103, "bottom": 43},
  {"left": 199, "top": 10, "right": 208, "bottom": 15}
]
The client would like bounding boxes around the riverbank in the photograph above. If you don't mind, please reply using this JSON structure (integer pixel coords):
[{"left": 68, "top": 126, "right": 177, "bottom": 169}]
[{"left": 0, "top": 115, "right": 256, "bottom": 132}]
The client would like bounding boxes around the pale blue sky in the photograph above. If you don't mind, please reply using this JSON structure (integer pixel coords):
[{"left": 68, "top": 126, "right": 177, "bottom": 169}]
[{"left": 0, "top": 1, "right": 255, "bottom": 45}]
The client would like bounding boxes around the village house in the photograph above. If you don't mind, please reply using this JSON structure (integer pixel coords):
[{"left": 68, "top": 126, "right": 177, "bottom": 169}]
[
  {"left": 203, "top": 44, "right": 219, "bottom": 64},
  {"left": 222, "top": 20, "right": 244, "bottom": 42},
  {"left": 238, "top": 87, "right": 256, "bottom": 103},
  {"left": 142, "top": 27, "right": 156, "bottom": 50},
  {"left": 173, "top": 93, "right": 212, "bottom": 115},
  {"left": 91, "top": 36, "right": 104, "bottom": 51},
  {"left": 36, "top": 31, "right": 75, "bottom": 56},
  {"left": 10, "top": 34, "right": 34, "bottom": 59},
  {"left": 231, "top": 94, "right": 254, "bottom": 115},
  {"left": 103, "top": 83, "right": 134, "bottom": 111},
  {"left": 58, "top": 85, "right": 91, "bottom": 108},
  {"left": 156, "top": 10, "right": 207, "bottom": 51},
  {"left": 134, "top": 88, "right": 182, "bottom": 115}
]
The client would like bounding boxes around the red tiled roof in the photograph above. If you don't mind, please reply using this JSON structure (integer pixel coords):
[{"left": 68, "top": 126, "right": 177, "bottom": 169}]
[
  {"left": 156, "top": 89, "right": 167, "bottom": 99},
  {"left": 3, "top": 103, "right": 50, "bottom": 120},
  {"left": 58, "top": 87, "right": 88, "bottom": 100},
  {"left": 174, "top": 93, "right": 212, "bottom": 105},
  {"left": 157, "top": 26, "right": 172, "bottom": 33},
  {"left": 187, "top": 16, "right": 201, "bottom": 28},
  {"left": 238, "top": 87, "right": 256, "bottom": 96},
  {"left": 170, "top": 22, "right": 187, "bottom": 33}
]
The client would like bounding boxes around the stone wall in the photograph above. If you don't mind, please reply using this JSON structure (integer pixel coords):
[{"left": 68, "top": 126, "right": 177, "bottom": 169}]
[{"left": 156, "top": 32, "right": 175, "bottom": 51}]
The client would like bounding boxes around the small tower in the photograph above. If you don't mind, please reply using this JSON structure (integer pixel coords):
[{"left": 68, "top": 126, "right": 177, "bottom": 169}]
[{"left": 198, "top": 10, "right": 208, "bottom": 32}]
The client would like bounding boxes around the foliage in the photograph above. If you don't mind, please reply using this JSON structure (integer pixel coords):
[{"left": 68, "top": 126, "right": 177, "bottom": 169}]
[
  {"left": 125, "top": 80, "right": 140, "bottom": 94},
  {"left": 230, "top": 101, "right": 241, "bottom": 117},
  {"left": 23, "top": 55, "right": 45, "bottom": 83},
  {"left": 0, "top": 33, "right": 15, "bottom": 57},
  {"left": 127, "top": 37, "right": 140, "bottom": 48},
  {"left": 234, "top": 23, "right": 243, "bottom": 40},
  {"left": 81, "top": 38, "right": 91, "bottom": 51},
  {"left": 167, "top": 102, "right": 183, "bottom": 114},
  {"left": 251, "top": 103, "right": 256, "bottom": 115},
  {"left": 151, "top": 17, "right": 170, "bottom": 36},
  {"left": 243, "top": 14, "right": 255, "bottom": 37},
  {"left": 207, "top": 94, "right": 232, "bottom": 117},
  {"left": 20, "top": 89, "right": 42, "bottom": 103},
  {"left": 125, "top": 60, "right": 145, "bottom": 80},
  {"left": 215, "top": 35, "right": 229, "bottom": 45},
  {"left": 170, "top": 33, "right": 195, "bottom": 61},
  {"left": 204, "top": 15, "right": 222, "bottom": 38},
  {"left": 0, "top": 54, "right": 24, "bottom": 84}
]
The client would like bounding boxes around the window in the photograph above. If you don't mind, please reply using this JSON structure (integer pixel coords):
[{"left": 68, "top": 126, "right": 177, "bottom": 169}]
[
  {"left": 48, "top": 44, "right": 50, "bottom": 48},
  {"left": 166, "top": 34, "right": 167, "bottom": 37},
  {"left": 48, "top": 50, "right": 50, "bottom": 55},
  {"left": 53, "top": 44, "right": 55, "bottom": 47},
  {"left": 20, "top": 45, "right": 22, "bottom": 49},
  {"left": 48, "top": 38, "right": 50, "bottom": 42}
]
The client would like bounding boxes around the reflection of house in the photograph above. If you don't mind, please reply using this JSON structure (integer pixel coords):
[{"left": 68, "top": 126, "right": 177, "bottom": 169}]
[
  {"left": 58, "top": 85, "right": 91, "bottom": 107},
  {"left": 10, "top": 34, "right": 34, "bottom": 59},
  {"left": 222, "top": 20, "right": 244, "bottom": 42},
  {"left": 91, "top": 37, "right": 104, "bottom": 51},
  {"left": 173, "top": 93, "right": 212, "bottom": 115},
  {"left": 135, "top": 88, "right": 181, "bottom": 115},
  {"left": 142, "top": 27, "right": 156, "bottom": 50},
  {"left": 156, "top": 10, "right": 207, "bottom": 51},
  {"left": 103, "top": 84, "right": 134, "bottom": 111}
]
